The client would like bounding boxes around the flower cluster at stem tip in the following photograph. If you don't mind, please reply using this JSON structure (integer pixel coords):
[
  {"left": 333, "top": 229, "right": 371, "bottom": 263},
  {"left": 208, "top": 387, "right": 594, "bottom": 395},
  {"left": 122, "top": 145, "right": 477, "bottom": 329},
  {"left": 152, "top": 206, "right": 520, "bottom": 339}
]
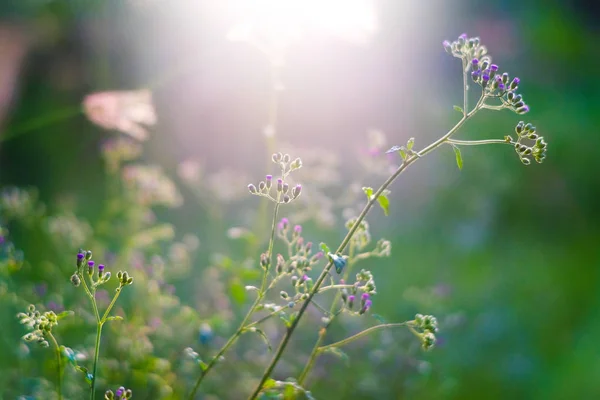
[
  {"left": 248, "top": 153, "right": 302, "bottom": 204},
  {"left": 507, "top": 121, "right": 547, "bottom": 165},
  {"left": 410, "top": 313, "right": 439, "bottom": 351},
  {"left": 444, "top": 33, "right": 529, "bottom": 114},
  {"left": 72, "top": 249, "right": 133, "bottom": 289},
  {"left": 105, "top": 386, "right": 133, "bottom": 400},
  {"left": 17, "top": 304, "right": 65, "bottom": 347}
]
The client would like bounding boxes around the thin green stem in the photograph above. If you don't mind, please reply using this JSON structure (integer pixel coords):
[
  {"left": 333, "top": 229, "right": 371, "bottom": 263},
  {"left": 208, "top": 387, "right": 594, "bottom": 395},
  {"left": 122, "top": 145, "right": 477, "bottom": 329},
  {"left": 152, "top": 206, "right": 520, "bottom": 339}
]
[
  {"left": 463, "top": 58, "right": 469, "bottom": 115},
  {"left": 248, "top": 92, "right": 486, "bottom": 399},
  {"left": 102, "top": 287, "right": 123, "bottom": 322},
  {"left": 448, "top": 138, "right": 514, "bottom": 146},
  {"left": 298, "top": 243, "right": 356, "bottom": 385},
  {"left": 318, "top": 323, "right": 408, "bottom": 352},
  {"left": 481, "top": 104, "right": 506, "bottom": 111},
  {"left": 48, "top": 332, "right": 63, "bottom": 400},
  {"left": 188, "top": 200, "right": 281, "bottom": 399},
  {"left": 90, "top": 322, "right": 102, "bottom": 400}
]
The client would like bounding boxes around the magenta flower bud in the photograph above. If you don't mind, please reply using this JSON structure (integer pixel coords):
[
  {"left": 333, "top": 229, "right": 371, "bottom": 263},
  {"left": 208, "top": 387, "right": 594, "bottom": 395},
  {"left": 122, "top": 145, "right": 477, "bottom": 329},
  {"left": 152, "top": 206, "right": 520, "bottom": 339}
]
[
  {"left": 87, "top": 260, "right": 95, "bottom": 275},
  {"left": 265, "top": 175, "right": 273, "bottom": 190},
  {"left": 302, "top": 274, "right": 309, "bottom": 281},
  {"left": 98, "top": 264, "right": 105, "bottom": 277},
  {"left": 277, "top": 178, "right": 284, "bottom": 192},
  {"left": 292, "top": 184, "right": 302, "bottom": 199},
  {"left": 490, "top": 64, "right": 498, "bottom": 71},
  {"left": 347, "top": 295, "right": 355, "bottom": 309},
  {"left": 442, "top": 40, "right": 452, "bottom": 53},
  {"left": 360, "top": 299, "right": 373, "bottom": 315},
  {"left": 471, "top": 58, "right": 479, "bottom": 67},
  {"left": 278, "top": 217, "right": 289, "bottom": 231},
  {"left": 361, "top": 292, "right": 370, "bottom": 308},
  {"left": 115, "top": 387, "right": 125, "bottom": 397},
  {"left": 510, "top": 77, "right": 520, "bottom": 90}
]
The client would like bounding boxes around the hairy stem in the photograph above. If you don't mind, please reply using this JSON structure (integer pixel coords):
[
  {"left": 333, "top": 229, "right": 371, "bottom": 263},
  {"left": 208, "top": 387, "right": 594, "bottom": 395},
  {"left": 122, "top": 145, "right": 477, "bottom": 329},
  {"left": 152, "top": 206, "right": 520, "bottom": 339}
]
[
  {"left": 48, "top": 332, "right": 63, "bottom": 400},
  {"left": 248, "top": 95, "right": 485, "bottom": 399},
  {"left": 188, "top": 201, "right": 281, "bottom": 399}
]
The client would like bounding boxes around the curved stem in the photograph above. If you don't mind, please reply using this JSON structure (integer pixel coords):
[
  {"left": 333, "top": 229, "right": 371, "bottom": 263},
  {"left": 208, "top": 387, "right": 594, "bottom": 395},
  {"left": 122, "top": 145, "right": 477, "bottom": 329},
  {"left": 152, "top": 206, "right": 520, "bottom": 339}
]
[
  {"left": 188, "top": 201, "right": 281, "bottom": 399},
  {"left": 448, "top": 138, "right": 514, "bottom": 146},
  {"left": 248, "top": 95, "right": 485, "bottom": 400},
  {"left": 48, "top": 332, "right": 63, "bottom": 400},
  {"left": 318, "top": 323, "right": 408, "bottom": 352}
]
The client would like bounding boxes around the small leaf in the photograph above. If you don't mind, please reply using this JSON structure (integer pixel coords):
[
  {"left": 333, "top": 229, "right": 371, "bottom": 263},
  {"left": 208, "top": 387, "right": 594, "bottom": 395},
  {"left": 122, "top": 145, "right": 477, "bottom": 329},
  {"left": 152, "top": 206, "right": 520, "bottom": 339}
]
[
  {"left": 322, "top": 347, "right": 350, "bottom": 366},
  {"left": 399, "top": 147, "right": 407, "bottom": 160},
  {"left": 372, "top": 314, "right": 388, "bottom": 324},
  {"left": 105, "top": 316, "right": 123, "bottom": 322},
  {"left": 453, "top": 105, "right": 463, "bottom": 113},
  {"left": 56, "top": 311, "right": 74, "bottom": 320},
  {"left": 320, "top": 242, "right": 330, "bottom": 255},
  {"left": 199, "top": 360, "right": 208, "bottom": 371},
  {"left": 362, "top": 187, "right": 373, "bottom": 200},
  {"left": 264, "top": 379, "right": 277, "bottom": 390},
  {"left": 406, "top": 137, "right": 415, "bottom": 151},
  {"left": 376, "top": 192, "right": 390, "bottom": 216},
  {"left": 452, "top": 145, "right": 463, "bottom": 170},
  {"left": 244, "top": 327, "right": 272, "bottom": 351}
]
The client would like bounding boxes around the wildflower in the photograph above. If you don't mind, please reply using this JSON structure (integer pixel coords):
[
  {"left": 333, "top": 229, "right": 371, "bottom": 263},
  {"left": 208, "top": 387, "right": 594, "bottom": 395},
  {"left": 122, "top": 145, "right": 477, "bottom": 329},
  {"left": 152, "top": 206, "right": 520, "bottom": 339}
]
[{"left": 83, "top": 89, "right": 156, "bottom": 141}]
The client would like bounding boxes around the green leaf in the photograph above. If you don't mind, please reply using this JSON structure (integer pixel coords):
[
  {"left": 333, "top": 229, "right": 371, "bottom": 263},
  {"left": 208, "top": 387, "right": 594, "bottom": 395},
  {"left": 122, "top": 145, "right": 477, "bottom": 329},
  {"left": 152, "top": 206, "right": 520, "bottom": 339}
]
[
  {"left": 322, "top": 347, "right": 350, "bottom": 366},
  {"left": 263, "top": 379, "right": 277, "bottom": 390},
  {"left": 376, "top": 191, "right": 390, "bottom": 216},
  {"left": 56, "top": 311, "right": 74, "bottom": 320},
  {"left": 407, "top": 137, "right": 415, "bottom": 150},
  {"left": 199, "top": 360, "right": 208, "bottom": 371},
  {"left": 320, "top": 242, "right": 330, "bottom": 255},
  {"left": 452, "top": 145, "right": 463, "bottom": 170},
  {"left": 453, "top": 105, "right": 463, "bottom": 113},
  {"left": 362, "top": 187, "right": 373, "bottom": 200},
  {"left": 244, "top": 327, "right": 272, "bottom": 351},
  {"left": 399, "top": 147, "right": 407, "bottom": 160},
  {"left": 229, "top": 279, "right": 246, "bottom": 305},
  {"left": 372, "top": 314, "right": 388, "bottom": 324}
]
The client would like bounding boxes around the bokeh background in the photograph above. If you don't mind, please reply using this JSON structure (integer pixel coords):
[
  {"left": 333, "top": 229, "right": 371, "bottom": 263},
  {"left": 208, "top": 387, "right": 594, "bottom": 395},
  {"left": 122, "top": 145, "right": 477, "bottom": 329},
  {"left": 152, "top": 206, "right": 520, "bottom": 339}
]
[{"left": 0, "top": 0, "right": 599, "bottom": 399}]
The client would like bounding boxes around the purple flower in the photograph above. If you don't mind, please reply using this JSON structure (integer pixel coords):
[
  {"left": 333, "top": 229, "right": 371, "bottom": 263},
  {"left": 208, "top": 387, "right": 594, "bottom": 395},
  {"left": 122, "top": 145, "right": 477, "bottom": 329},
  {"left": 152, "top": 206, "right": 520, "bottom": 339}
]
[
  {"left": 471, "top": 58, "right": 479, "bottom": 67},
  {"left": 490, "top": 64, "right": 498, "bottom": 71},
  {"left": 302, "top": 274, "right": 309, "bottom": 281},
  {"left": 266, "top": 175, "right": 272, "bottom": 182},
  {"left": 498, "top": 83, "right": 505, "bottom": 91},
  {"left": 116, "top": 387, "right": 125, "bottom": 397},
  {"left": 98, "top": 264, "right": 105, "bottom": 272},
  {"left": 361, "top": 292, "right": 370, "bottom": 301},
  {"left": 482, "top": 74, "right": 490, "bottom": 82},
  {"left": 347, "top": 295, "right": 355, "bottom": 309},
  {"left": 294, "top": 225, "right": 302, "bottom": 234}
]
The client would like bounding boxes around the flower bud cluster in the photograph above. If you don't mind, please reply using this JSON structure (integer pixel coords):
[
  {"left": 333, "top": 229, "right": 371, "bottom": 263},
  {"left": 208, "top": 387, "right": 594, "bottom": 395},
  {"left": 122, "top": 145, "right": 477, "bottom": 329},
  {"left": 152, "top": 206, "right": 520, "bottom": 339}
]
[
  {"left": 72, "top": 249, "right": 113, "bottom": 288},
  {"left": 105, "top": 386, "right": 133, "bottom": 400},
  {"left": 444, "top": 33, "right": 529, "bottom": 114},
  {"left": 412, "top": 313, "right": 438, "bottom": 351},
  {"left": 275, "top": 218, "right": 324, "bottom": 275},
  {"left": 345, "top": 218, "right": 371, "bottom": 251},
  {"left": 505, "top": 121, "right": 547, "bottom": 165},
  {"left": 248, "top": 153, "right": 303, "bottom": 204},
  {"left": 17, "top": 305, "right": 59, "bottom": 348},
  {"left": 341, "top": 269, "right": 377, "bottom": 316}
]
